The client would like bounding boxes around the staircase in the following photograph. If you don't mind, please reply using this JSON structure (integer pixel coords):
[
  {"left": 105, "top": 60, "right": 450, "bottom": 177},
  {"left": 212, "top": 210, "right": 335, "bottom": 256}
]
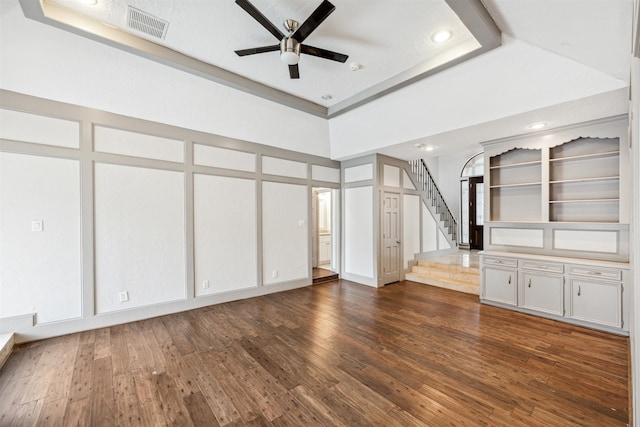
[
  {"left": 405, "top": 251, "right": 480, "bottom": 295},
  {"left": 408, "top": 159, "right": 457, "bottom": 245}
]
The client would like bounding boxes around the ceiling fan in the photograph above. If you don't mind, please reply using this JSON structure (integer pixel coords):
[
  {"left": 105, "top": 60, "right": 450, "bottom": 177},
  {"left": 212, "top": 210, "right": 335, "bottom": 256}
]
[{"left": 234, "top": 0, "right": 349, "bottom": 79}]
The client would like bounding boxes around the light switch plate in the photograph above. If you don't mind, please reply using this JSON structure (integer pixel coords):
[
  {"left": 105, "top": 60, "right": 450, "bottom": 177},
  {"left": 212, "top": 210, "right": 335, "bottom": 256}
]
[{"left": 31, "top": 220, "right": 43, "bottom": 232}]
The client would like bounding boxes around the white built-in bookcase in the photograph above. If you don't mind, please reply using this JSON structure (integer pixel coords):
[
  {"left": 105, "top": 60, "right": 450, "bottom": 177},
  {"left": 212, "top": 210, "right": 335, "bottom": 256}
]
[
  {"left": 482, "top": 116, "right": 629, "bottom": 262},
  {"left": 480, "top": 116, "right": 630, "bottom": 335}
]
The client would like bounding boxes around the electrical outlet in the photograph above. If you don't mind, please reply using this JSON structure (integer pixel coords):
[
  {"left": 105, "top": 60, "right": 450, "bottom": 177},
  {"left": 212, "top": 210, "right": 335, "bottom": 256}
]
[
  {"left": 298, "top": 219, "right": 305, "bottom": 227},
  {"left": 202, "top": 280, "right": 210, "bottom": 289},
  {"left": 272, "top": 270, "right": 278, "bottom": 278},
  {"left": 118, "top": 291, "right": 129, "bottom": 302}
]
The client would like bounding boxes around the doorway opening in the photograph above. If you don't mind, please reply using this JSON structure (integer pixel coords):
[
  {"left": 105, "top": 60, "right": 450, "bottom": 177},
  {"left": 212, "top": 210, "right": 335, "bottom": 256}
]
[
  {"left": 460, "top": 153, "right": 484, "bottom": 250},
  {"left": 312, "top": 187, "right": 339, "bottom": 282}
]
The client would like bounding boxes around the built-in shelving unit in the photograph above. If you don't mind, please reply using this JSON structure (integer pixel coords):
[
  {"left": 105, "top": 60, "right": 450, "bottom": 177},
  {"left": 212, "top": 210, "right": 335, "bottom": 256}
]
[
  {"left": 549, "top": 138, "right": 619, "bottom": 223},
  {"left": 489, "top": 148, "right": 542, "bottom": 222},
  {"left": 480, "top": 118, "right": 630, "bottom": 335},
  {"left": 488, "top": 137, "right": 621, "bottom": 224}
]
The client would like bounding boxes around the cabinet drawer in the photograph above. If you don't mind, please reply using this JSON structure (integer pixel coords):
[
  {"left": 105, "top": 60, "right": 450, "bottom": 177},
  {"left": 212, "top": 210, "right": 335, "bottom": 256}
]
[
  {"left": 569, "top": 265, "right": 622, "bottom": 281},
  {"left": 521, "top": 261, "right": 563, "bottom": 273},
  {"left": 483, "top": 257, "right": 517, "bottom": 268}
]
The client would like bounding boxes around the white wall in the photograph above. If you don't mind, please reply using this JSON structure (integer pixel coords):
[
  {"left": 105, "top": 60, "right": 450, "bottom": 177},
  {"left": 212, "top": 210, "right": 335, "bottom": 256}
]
[
  {"left": 0, "top": 1, "right": 330, "bottom": 157},
  {"left": 422, "top": 201, "right": 438, "bottom": 253},
  {"left": 94, "top": 163, "right": 186, "bottom": 313},
  {"left": 0, "top": 153, "right": 81, "bottom": 323},
  {"left": 329, "top": 36, "right": 628, "bottom": 160},
  {"left": 0, "top": 95, "right": 340, "bottom": 342},
  {"left": 194, "top": 174, "right": 257, "bottom": 295},
  {"left": 262, "top": 182, "right": 309, "bottom": 285},
  {"left": 403, "top": 194, "right": 420, "bottom": 268},
  {"left": 344, "top": 186, "right": 374, "bottom": 284},
  {"left": 630, "top": 32, "right": 640, "bottom": 420},
  {"left": 423, "top": 148, "right": 482, "bottom": 222}
]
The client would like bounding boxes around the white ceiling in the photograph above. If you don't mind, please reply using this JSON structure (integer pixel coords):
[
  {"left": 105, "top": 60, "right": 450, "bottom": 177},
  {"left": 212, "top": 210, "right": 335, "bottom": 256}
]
[
  {"left": 15, "top": 0, "right": 635, "bottom": 161},
  {"left": 51, "top": 0, "right": 480, "bottom": 107},
  {"left": 39, "top": 0, "right": 498, "bottom": 116}
]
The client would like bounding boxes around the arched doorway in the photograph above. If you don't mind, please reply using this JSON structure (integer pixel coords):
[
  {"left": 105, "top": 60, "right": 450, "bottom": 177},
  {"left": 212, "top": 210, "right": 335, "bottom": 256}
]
[{"left": 460, "top": 153, "right": 484, "bottom": 250}]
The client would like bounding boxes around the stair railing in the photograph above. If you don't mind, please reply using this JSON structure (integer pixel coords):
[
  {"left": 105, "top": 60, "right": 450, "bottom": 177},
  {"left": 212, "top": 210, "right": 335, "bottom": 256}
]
[{"left": 409, "top": 159, "right": 457, "bottom": 244}]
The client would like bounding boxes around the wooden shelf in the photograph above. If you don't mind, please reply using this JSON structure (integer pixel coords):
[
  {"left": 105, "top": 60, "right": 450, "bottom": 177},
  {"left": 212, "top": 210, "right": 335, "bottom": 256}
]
[
  {"left": 489, "top": 160, "right": 542, "bottom": 170},
  {"left": 549, "top": 150, "right": 620, "bottom": 163},
  {"left": 550, "top": 198, "right": 619, "bottom": 204},
  {"left": 550, "top": 176, "right": 619, "bottom": 184},
  {"left": 490, "top": 182, "right": 542, "bottom": 189}
]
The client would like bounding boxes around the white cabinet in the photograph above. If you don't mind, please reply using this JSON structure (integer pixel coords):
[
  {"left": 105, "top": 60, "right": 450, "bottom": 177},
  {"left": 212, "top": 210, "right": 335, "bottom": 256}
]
[
  {"left": 480, "top": 252, "right": 628, "bottom": 334},
  {"left": 318, "top": 234, "right": 331, "bottom": 265},
  {"left": 482, "top": 257, "right": 517, "bottom": 305}
]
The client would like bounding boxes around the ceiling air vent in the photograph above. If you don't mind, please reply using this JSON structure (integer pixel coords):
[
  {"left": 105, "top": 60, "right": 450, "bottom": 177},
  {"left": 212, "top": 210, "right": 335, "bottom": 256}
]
[{"left": 127, "top": 6, "right": 169, "bottom": 39}]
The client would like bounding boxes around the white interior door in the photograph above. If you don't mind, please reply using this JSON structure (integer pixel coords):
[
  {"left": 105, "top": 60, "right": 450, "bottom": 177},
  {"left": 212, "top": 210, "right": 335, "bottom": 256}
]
[{"left": 382, "top": 192, "right": 401, "bottom": 284}]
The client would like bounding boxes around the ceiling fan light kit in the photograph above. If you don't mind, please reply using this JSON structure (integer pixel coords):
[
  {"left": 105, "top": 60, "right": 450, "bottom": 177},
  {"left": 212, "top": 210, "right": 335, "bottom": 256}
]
[
  {"left": 234, "top": 0, "right": 349, "bottom": 79},
  {"left": 280, "top": 36, "right": 301, "bottom": 65}
]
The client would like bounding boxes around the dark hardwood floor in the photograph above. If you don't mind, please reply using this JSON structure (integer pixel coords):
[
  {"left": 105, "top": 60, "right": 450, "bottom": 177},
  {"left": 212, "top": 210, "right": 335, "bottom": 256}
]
[{"left": 0, "top": 280, "right": 630, "bottom": 426}]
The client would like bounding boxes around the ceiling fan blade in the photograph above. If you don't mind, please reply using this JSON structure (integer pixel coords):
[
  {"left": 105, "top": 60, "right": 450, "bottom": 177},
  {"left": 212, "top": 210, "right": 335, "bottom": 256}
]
[
  {"left": 235, "top": 45, "right": 280, "bottom": 56},
  {"left": 235, "top": 0, "right": 284, "bottom": 40},
  {"left": 301, "top": 44, "right": 348, "bottom": 63},
  {"left": 292, "top": 0, "right": 335, "bottom": 43},
  {"left": 289, "top": 64, "right": 300, "bottom": 79}
]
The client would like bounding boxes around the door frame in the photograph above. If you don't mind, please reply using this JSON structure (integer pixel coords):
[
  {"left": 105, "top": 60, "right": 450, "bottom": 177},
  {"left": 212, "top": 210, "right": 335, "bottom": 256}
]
[{"left": 469, "top": 176, "right": 484, "bottom": 250}]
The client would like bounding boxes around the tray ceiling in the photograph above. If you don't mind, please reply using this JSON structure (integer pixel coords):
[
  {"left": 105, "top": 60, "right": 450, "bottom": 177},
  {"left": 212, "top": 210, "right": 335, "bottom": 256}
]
[{"left": 20, "top": 0, "right": 501, "bottom": 117}]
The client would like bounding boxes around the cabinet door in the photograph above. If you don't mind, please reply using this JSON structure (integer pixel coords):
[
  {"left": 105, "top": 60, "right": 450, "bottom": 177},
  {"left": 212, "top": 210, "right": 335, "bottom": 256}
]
[
  {"left": 521, "top": 272, "right": 563, "bottom": 315},
  {"left": 483, "top": 267, "right": 517, "bottom": 305},
  {"left": 319, "top": 235, "right": 331, "bottom": 264},
  {"left": 569, "top": 278, "right": 621, "bottom": 328}
]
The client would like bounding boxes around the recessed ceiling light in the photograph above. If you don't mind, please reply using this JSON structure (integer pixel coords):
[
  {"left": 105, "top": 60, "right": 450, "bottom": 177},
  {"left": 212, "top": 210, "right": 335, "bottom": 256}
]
[
  {"left": 527, "top": 122, "right": 547, "bottom": 130},
  {"left": 431, "top": 30, "right": 452, "bottom": 43},
  {"left": 321, "top": 94, "right": 333, "bottom": 100},
  {"left": 414, "top": 143, "right": 436, "bottom": 151}
]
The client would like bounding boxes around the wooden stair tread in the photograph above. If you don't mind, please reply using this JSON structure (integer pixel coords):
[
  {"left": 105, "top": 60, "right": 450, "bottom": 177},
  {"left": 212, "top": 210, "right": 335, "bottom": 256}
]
[
  {"left": 0, "top": 333, "right": 14, "bottom": 369},
  {"left": 405, "top": 274, "right": 480, "bottom": 295}
]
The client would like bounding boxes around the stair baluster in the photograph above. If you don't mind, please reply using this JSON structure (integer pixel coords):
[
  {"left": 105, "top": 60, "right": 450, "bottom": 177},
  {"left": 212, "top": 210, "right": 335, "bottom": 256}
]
[{"left": 408, "top": 159, "right": 457, "bottom": 244}]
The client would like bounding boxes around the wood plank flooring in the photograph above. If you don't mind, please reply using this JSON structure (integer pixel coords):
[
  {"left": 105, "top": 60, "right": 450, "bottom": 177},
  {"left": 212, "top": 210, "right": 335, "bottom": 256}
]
[{"left": 0, "top": 280, "right": 630, "bottom": 426}]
